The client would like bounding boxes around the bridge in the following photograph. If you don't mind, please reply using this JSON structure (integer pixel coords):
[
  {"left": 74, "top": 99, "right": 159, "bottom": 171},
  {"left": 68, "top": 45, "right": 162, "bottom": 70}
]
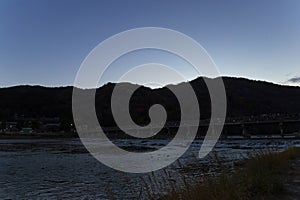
[{"left": 98, "top": 119, "right": 300, "bottom": 139}]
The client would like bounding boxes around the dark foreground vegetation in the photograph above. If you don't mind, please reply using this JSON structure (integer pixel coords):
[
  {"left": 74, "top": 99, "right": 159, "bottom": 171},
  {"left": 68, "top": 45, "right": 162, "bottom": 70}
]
[{"left": 155, "top": 147, "right": 300, "bottom": 200}]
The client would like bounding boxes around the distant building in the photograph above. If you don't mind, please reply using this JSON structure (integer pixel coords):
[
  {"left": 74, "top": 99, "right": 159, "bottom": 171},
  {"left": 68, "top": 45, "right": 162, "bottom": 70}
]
[
  {"left": 42, "top": 123, "right": 61, "bottom": 132},
  {"left": 21, "top": 127, "right": 33, "bottom": 133},
  {"left": 6, "top": 122, "right": 18, "bottom": 132}
]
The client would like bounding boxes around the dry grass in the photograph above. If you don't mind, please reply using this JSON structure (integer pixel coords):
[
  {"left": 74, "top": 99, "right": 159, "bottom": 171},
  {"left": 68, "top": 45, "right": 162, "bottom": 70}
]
[{"left": 160, "top": 147, "right": 300, "bottom": 200}]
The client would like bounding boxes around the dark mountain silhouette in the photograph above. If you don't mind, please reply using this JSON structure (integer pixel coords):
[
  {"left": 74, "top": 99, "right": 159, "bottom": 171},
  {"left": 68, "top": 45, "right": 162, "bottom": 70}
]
[{"left": 1, "top": 77, "right": 300, "bottom": 129}]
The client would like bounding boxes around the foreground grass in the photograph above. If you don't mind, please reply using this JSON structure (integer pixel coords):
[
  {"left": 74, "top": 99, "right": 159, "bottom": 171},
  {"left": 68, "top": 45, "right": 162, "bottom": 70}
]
[{"left": 160, "top": 147, "right": 300, "bottom": 200}]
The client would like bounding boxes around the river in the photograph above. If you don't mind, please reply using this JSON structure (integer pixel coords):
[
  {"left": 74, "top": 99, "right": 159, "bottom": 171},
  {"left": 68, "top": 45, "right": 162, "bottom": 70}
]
[{"left": 0, "top": 138, "right": 299, "bottom": 199}]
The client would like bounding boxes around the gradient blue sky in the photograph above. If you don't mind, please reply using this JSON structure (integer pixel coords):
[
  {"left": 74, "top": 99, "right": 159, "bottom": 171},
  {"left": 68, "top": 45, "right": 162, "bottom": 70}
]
[{"left": 1, "top": 0, "right": 300, "bottom": 87}]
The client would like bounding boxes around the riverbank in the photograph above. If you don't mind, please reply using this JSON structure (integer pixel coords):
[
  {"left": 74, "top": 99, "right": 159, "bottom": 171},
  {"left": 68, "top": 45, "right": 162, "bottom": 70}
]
[
  {"left": 160, "top": 147, "right": 300, "bottom": 200},
  {"left": 0, "top": 133, "right": 77, "bottom": 139},
  {"left": 0, "top": 132, "right": 299, "bottom": 140}
]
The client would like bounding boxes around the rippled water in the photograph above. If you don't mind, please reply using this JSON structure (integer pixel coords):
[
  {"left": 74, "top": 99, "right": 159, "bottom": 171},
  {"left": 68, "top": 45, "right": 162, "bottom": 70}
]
[{"left": 0, "top": 138, "right": 299, "bottom": 199}]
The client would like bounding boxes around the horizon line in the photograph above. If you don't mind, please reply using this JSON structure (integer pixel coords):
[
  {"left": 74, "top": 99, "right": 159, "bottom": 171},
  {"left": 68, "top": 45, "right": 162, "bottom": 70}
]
[{"left": 0, "top": 75, "right": 299, "bottom": 90}]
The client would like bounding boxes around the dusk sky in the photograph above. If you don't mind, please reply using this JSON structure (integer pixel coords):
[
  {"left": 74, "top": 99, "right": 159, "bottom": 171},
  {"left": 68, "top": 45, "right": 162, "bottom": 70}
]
[{"left": 1, "top": 0, "right": 300, "bottom": 87}]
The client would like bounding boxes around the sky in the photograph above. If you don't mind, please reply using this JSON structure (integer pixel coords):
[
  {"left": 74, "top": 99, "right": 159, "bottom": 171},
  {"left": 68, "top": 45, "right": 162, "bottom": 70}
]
[{"left": 0, "top": 0, "right": 300, "bottom": 87}]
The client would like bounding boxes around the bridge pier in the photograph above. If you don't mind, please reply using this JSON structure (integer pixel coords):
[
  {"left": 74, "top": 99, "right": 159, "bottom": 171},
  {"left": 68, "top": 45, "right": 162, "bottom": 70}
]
[
  {"left": 186, "top": 126, "right": 191, "bottom": 135},
  {"left": 242, "top": 124, "right": 250, "bottom": 138},
  {"left": 149, "top": 128, "right": 154, "bottom": 136},
  {"left": 223, "top": 129, "right": 228, "bottom": 139},
  {"left": 279, "top": 122, "right": 284, "bottom": 137},
  {"left": 166, "top": 127, "right": 171, "bottom": 138}
]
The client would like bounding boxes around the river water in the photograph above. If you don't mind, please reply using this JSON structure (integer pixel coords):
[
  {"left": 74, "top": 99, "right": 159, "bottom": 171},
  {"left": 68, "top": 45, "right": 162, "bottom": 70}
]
[{"left": 0, "top": 138, "right": 299, "bottom": 199}]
